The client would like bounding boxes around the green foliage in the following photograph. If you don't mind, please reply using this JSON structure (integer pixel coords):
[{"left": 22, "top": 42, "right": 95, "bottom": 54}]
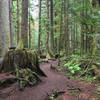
[
  {"left": 49, "top": 88, "right": 65, "bottom": 100},
  {"left": 49, "top": 89, "right": 59, "bottom": 100},
  {"left": 97, "top": 87, "right": 100, "bottom": 96},
  {"left": 10, "top": 0, "right": 100, "bottom": 56},
  {"left": 59, "top": 52, "right": 100, "bottom": 83},
  {"left": 57, "top": 66, "right": 63, "bottom": 71},
  {"left": 64, "top": 61, "right": 81, "bottom": 74}
]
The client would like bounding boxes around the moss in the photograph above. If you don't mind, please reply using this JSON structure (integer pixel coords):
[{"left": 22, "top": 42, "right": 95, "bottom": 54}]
[
  {"left": 0, "top": 48, "right": 46, "bottom": 76},
  {"left": 16, "top": 40, "right": 24, "bottom": 50},
  {"left": 16, "top": 68, "right": 41, "bottom": 90}
]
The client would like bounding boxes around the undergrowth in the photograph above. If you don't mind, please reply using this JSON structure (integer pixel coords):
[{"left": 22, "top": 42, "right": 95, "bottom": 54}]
[{"left": 58, "top": 54, "right": 100, "bottom": 82}]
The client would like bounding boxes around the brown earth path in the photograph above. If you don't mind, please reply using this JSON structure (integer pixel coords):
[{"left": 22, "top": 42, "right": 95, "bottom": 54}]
[{"left": 0, "top": 60, "right": 97, "bottom": 100}]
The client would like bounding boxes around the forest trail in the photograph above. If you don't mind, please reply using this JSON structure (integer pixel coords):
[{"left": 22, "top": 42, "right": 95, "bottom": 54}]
[{"left": 0, "top": 60, "right": 97, "bottom": 100}]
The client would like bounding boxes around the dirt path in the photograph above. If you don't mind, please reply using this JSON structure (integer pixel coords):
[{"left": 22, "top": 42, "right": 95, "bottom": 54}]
[{"left": 0, "top": 60, "right": 97, "bottom": 100}]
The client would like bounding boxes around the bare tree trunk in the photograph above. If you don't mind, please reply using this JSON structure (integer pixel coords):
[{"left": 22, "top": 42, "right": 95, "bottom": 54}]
[
  {"left": 17, "top": 0, "right": 20, "bottom": 44},
  {"left": 38, "top": 0, "right": 42, "bottom": 54},
  {"left": 81, "top": 0, "right": 85, "bottom": 54},
  {"left": 21, "top": 0, "right": 28, "bottom": 48},
  {"left": 9, "top": 0, "right": 14, "bottom": 47},
  {"left": 46, "top": 0, "right": 50, "bottom": 53},
  {"left": 64, "top": 0, "right": 69, "bottom": 56},
  {"left": 50, "top": 0, "right": 54, "bottom": 53},
  {"left": 59, "top": 0, "right": 63, "bottom": 54},
  {"left": 0, "top": 0, "right": 9, "bottom": 56},
  {"left": 29, "top": 1, "right": 31, "bottom": 49}
]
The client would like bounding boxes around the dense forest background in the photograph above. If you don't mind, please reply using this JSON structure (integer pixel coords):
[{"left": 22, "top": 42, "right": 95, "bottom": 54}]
[{"left": 0, "top": 0, "right": 100, "bottom": 57}]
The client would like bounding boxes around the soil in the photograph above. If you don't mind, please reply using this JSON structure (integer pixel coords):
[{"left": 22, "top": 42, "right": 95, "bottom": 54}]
[{"left": 0, "top": 60, "right": 98, "bottom": 100}]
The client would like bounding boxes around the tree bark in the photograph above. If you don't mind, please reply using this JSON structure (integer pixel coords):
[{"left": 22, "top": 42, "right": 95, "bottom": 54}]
[
  {"left": 38, "top": 0, "right": 42, "bottom": 54},
  {"left": 50, "top": 0, "right": 54, "bottom": 53},
  {"left": 29, "top": 2, "right": 31, "bottom": 49},
  {"left": 59, "top": 0, "right": 63, "bottom": 54},
  {"left": 21, "top": 0, "right": 28, "bottom": 48},
  {"left": 64, "top": 0, "right": 69, "bottom": 55},
  {"left": 46, "top": 0, "right": 50, "bottom": 53},
  {"left": 0, "top": 0, "right": 9, "bottom": 56},
  {"left": 9, "top": 0, "right": 14, "bottom": 47},
  {"left": 17, "top": 0, "right": 20, "bottom": 44}
]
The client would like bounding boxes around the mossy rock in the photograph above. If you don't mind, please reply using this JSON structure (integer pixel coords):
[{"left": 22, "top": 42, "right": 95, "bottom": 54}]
[{"left": 0, "top": 48, "right": 46, "bottom": 77}]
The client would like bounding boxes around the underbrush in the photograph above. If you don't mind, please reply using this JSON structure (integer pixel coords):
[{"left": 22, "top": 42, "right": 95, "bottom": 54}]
[{"left": 58, "top": 54, "right": 100, "bottom": 82}]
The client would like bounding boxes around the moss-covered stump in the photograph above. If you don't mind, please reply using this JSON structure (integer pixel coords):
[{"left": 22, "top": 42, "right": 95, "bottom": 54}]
[{"left": 0, "top": 49, "right": 46, "bottom": 77}]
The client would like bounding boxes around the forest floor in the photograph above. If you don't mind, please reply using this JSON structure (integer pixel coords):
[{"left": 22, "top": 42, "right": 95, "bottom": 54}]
[{"left": 0, "top": 60, "right": 99, "bottom": 100}]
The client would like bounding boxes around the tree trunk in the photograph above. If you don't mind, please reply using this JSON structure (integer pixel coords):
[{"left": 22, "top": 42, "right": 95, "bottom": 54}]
[
  {"left": 50, "top": 0, "right": 54, "bottom": 53},
  {"left": 17, "top": 0, "right": 20, "bottom": 44},
  {"left": 81, "top": 0, "right": 85, "bottom": 54},
  {"left": 38, "top": 0, "right": 42, "bottom": 54},
  {"left": 64, "top": 0, "right": 69, "bottom": 56},
  {"left": 29, "top": 2, "right": 31, "bottom": 49},
  {"left": 0, "top": 0, "right": 9, "bottom": 56},
  {"left": 9, "top": 0, "right": 14, "bottom": 47},
  {"left": 46, "top": 0, "right": 50, "bottom": 53},
  {"left": 21, "top": 0, "right": 28, "bottom": 48},
  {"left": 59, "top": 0, "right": 63, "bottom": 54}
]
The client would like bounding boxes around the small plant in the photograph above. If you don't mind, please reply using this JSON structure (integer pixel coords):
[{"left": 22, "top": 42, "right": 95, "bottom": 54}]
[
  {"left": 49, "top": 89, "right": 65, "bottom": 100},
  {"left": 97, "top": 87, "right": 100, "bottom": 98},
  {"left": 64, "top": 61, "right": 81, "bottom": 74},
  {"left": 49, "top": 89, "right": 58, "bottom": 100},
  {"left": 57, "top": 66, "right": 63, "bottom": 71}
]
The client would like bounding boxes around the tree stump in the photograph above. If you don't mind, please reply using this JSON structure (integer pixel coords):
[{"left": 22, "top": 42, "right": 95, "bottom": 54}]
[{"left": 0, "top": 49, "right": 46, "bottom": 77}]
